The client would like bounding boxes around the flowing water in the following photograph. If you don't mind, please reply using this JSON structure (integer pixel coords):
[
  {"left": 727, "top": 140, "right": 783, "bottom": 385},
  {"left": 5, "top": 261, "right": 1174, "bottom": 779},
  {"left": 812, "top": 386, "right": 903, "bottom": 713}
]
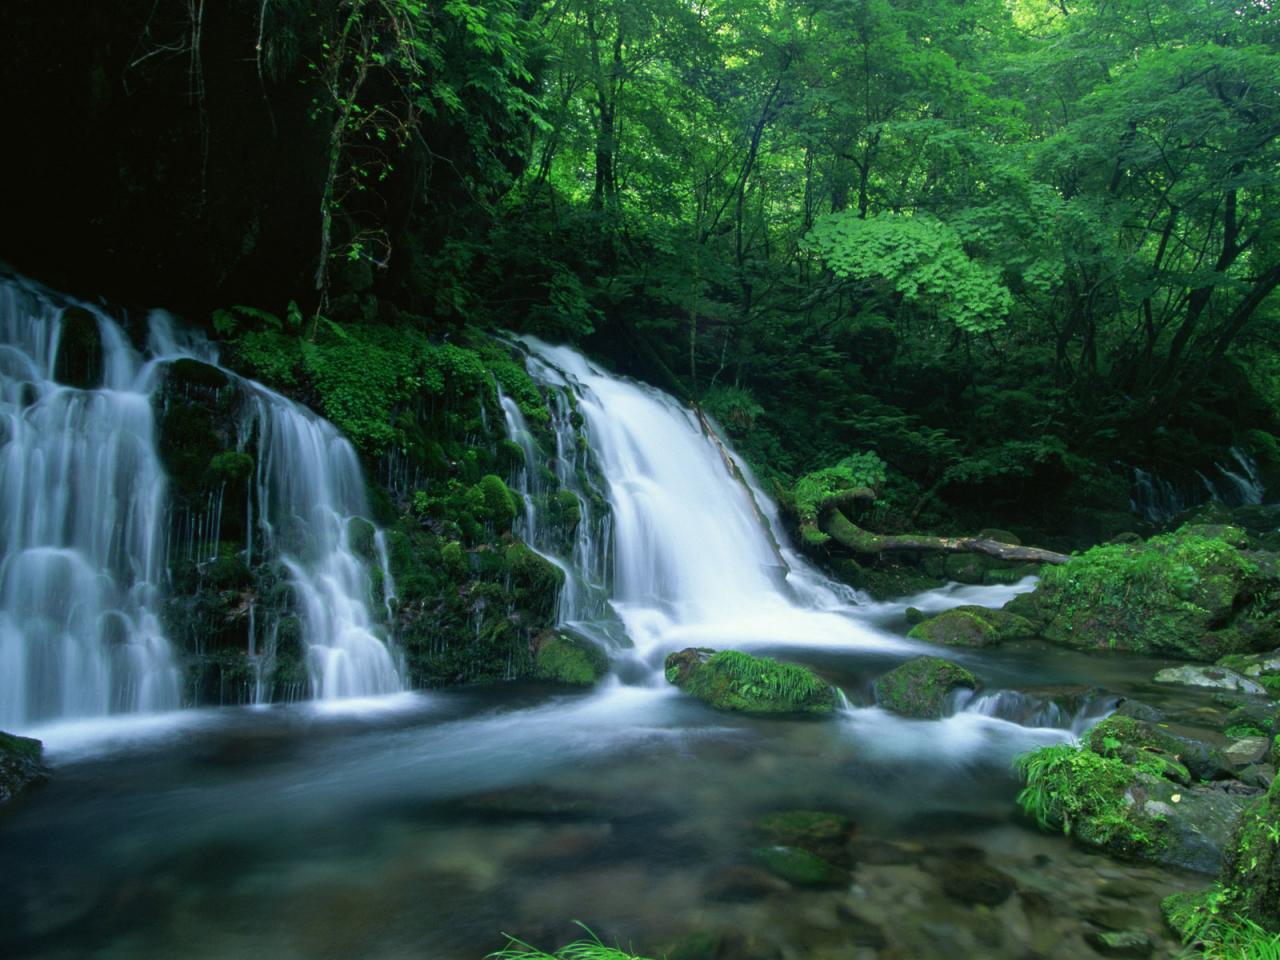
[
  {"left": 0, "top": 276, "right": 401, "bottom": 732},
  {"left": 0, "top": 319, "right": 1212, "bottom": 958}
]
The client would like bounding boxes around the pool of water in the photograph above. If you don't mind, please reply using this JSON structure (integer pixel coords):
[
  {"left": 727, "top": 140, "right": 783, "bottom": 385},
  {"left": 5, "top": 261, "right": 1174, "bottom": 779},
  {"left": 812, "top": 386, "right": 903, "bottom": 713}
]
[{"left": 1, "top": 621, "right": 1228, "bottom": 960}]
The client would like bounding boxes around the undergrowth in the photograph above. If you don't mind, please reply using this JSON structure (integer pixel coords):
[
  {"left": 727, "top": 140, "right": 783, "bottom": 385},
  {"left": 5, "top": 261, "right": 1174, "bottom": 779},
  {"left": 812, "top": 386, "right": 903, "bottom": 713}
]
[{"left": 487, "top": 925, "right": 655, "bottom": 960}]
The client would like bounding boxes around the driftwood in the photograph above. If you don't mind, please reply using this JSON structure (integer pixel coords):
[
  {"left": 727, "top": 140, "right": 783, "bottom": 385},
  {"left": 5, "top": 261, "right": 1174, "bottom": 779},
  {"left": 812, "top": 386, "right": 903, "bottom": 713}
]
[{"left": 819, "top": 506, "right": 1071, "bottom": 566}]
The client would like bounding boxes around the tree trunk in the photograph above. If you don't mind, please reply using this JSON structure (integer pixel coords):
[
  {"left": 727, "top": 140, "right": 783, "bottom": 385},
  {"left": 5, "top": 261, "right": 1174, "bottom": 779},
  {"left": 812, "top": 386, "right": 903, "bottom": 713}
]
[{"left": 818, "top": 507, "right": 1071, "bottom": 565}]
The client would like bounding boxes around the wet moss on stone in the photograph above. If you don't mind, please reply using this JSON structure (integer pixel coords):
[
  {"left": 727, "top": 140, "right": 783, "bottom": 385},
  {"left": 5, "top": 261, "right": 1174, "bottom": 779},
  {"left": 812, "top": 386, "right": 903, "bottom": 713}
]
[{"left": 872, "top": 656, "right": 977, "bottom": 719}]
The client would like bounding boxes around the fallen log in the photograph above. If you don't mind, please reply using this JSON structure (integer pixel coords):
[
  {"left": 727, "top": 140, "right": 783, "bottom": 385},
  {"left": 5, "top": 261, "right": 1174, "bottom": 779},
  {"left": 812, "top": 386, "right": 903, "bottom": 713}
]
[{"left": 819, "top": 506, "right": 1071, "bottom": 565}]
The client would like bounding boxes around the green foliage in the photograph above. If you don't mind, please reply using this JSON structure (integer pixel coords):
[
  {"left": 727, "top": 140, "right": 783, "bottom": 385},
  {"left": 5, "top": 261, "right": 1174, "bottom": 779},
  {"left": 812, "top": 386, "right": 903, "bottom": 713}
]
[
  {"left": 805, "top": 213, "right": 1012, "bottom": 334},
  {"left": 1013, "top": 743, "right": 1159, "bottom": 850},
  {"left": 487, "top": 925, "right": 653, "bottom": 960},
  {"left": 792, "top": 452, "right": 888, "bottom": 525},
  {"left": 665, "top": 648, "right": 836, "bottom": 716}
]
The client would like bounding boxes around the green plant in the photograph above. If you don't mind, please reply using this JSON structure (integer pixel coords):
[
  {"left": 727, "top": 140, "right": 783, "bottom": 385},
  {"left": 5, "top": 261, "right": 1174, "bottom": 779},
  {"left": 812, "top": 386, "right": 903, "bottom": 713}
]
[
  {"left": 706, "top": 650, "right": 829, "bottom": 704},
  {"left": 487, "top": 924, "right": 656, "bottom": 960}
]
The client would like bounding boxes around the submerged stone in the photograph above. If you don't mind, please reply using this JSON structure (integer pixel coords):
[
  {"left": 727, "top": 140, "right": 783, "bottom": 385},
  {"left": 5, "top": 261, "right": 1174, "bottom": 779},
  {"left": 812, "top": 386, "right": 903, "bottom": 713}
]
[
  {"left": 937, "top": 854, "right": 1015, "bottom": 906},
  {"left": 751, "top": 845, "right": 847, "bottom": 888},
  {"left": 664, "top": 648, "right": 837, "bottom": 717},
  {"left": 872, "top": 656, "right": 978, "bottom": 719},
  {"left": 1083, "top": 929, "right": 1152, "bottom": 958},
  {"left": 754, "top": 810, "right": 854, "bottom": 866}
]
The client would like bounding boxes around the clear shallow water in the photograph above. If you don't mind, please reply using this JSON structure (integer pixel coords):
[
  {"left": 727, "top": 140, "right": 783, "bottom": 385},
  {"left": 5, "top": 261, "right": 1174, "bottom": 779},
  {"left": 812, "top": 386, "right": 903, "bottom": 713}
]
[{"left": 0, "top": 632, "right": 1213, "bottom": 960}]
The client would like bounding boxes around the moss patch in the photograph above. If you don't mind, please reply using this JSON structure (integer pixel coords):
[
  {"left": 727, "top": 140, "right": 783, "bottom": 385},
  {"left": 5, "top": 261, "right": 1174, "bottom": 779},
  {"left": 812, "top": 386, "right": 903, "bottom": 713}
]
[
  {"left": 907, "top": 605, "right": 1036, "bottom": 648},
  {"left": 534, "top": 631, "right": 608, "bottom": 686},
  {"left": 664, "top": 648, "right": 837, "bottom": 717}
]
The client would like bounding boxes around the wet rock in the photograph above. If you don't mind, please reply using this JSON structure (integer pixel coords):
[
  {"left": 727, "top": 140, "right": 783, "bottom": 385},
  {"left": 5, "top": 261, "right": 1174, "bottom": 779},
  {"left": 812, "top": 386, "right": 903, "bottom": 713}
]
[
  {"left": 833, "top": 905, "right": 888, "bottom": 948},
  {"left": 872, "top": 656, "right": 977, "bottom": 720},
  {"left": 1139, "top": 779, "right": 1252, "bottom": 874},
  {"left": 52, "top": 306, "right": 102, "bottom": 389},
  {"left": 533, "top": 630, "right": 608, "bottom": 686},
  {"left": 904, "top": 606, "right": 926, "bottom": 625},
  {"left": 1113, "top": 699, "right": 1164, "bottom": 723},
  {"left": 906, "top": 605, "right": 1036, "bottom": 648},
  {"left": 664, "top": 648, "right": 837, "bottom": 717},
  {"left": 1240, "top": 764, "right": 1275, "bottom": 789},
  {"left": 848, "top": 838, "right": 918, "bottom": 865},
  {"left": 1084, "top": 715, "right": 1191, "bottom": 784},
  {"left": 1224, "top": 736, "right": 1271, "bottom": 766},
  {"left": 1084, "top": 929, "right": 1152, "bottom": 958},
  {"left": 1218, "top": 648, "right": 1280, "bottom": 679},
  {"left": 1083, "top": 904, "right": 1144, "bottom": 930},
  {"left": 1098, "top": 878, "right": 1149, "bottom": 901},
  {"left": 1224, "top": 701, "right": 1280, "bottom": 735},
  {"left": 754, "top": 810, "right": 854, "bottom": 866},
  {"left": 1154, "top": 665, "right": 1266, "bottom": 695},
  {"left": 0, "top": 731, "right": 48, "bottom": 805},
  {"left": 752, "top": 845, "right": 847, "bottom": 888},
  {"left": 936, "top": 851, "right": 1015, "bottom": 906},
  {"left": 705, "top": 865, "right": 788, "bottom": 901}
]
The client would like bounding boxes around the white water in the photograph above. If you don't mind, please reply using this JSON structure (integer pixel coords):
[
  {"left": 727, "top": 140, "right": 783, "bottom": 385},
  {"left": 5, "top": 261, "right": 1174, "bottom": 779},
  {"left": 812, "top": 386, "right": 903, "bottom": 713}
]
[
  {"left": 513, "top": 337, "right": 911, "bottom": 669},
  {"left": 0, "top": 276, "right": 401, "bottom": 730},
  {"left": 1126, "top": 447, "right": 1266, "bottom": 523},
  {"left": 243, "top": 388, "right": 402, "bottom": 700},
  {"left": 0, "top": 281, "right": 180, "bottom": 728}
]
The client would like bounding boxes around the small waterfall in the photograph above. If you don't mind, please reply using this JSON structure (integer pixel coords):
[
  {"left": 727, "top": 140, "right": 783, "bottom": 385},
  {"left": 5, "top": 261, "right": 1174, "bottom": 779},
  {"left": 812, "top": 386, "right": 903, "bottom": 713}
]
[
  {"left": 952, "top": 688, "right": 1115, "bottom": 735},
  {"left": 243, "top": 388, "right": 402, "bottom": 700},
  {"left": 0, "top": 275, "right": 403, "bottom": 727},
  {"left": 1124, "top": 448, "right": 1267, "bottom": 523},
  {"left": 508, "top": 337, "right": 903, "bottom": 665},
  {"left": 0, "top": 280, "right": 180, "bottom": 728}
]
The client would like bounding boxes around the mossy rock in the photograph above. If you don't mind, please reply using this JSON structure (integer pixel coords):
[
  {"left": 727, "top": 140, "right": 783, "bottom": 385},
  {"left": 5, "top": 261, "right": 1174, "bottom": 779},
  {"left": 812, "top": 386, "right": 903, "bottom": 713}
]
[
  {"left": 1083, "top": 715, "right": 1191, "bottom": 785},
  {"left": 664, "top": 648, "right": 837, "bottom": 717},
  {"left": 0, "top": 730, "right": 49, "bottom": 805},
  {"left": 347, "top": 517, "right": 378, "bottom": 565},
  {"left": 907, "top": 605, "right": 1037, "bottom": 648},
  {"left": 1021, "top": 523, "right": 1280, "bottom": 660},
  {"left": 168, "top": 357, "right": 231, "bottom": 392},
  {"left": 872, "top": 656, "right": 977, "bottom": 719},
  {"left": 751, "top": 845, "right": 847, "bottom": 888},
  {"left": 533, "top": 631, "right": 608, "bottom": 686}
]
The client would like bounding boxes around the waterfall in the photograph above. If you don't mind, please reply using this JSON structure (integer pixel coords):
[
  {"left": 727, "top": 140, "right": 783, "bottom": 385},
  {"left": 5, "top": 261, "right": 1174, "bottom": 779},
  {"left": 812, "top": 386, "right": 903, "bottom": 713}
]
[
  {"left": 242, "top": 388, "right": 402, "bottom": 700},
  {"left": 0, "top": 280, "right": 180, "bottom": 728},
  {"left": 0, "top": 275, "right": 402, "bottom": 729},
  {"left": 1124, "top": 447, "right": 1267, "bottom": 523},
  {"left": 508, "top": 337, "right": 902, "bottom": 665}
]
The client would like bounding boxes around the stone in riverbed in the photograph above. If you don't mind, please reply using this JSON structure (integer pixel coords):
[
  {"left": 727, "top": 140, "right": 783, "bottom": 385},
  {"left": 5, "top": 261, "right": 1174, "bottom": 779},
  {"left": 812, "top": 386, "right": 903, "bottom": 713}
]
[
  {"left": 664, "top": 648, "right": 837, "bottom": 717},
  {"left": 1224, "top": 736, "right": 1271, "bottom": 767},
  {"left": 751, "top": 845, "right": 847, "bottom": 888},
  {"left": 0, "top": 730, "right": 49, "bottom": 805},
  {"left": 532, "top": 630, "right": 608, "bottom": 686},
  {"left": 1083, "top": 929, "right": 1152, "bottom": 958},
  {"left": 906, "top": 604, "right": 1037, "bottom": 648},
  {"left": 1154, "top": 664, "right": 1265, "bottom": 694},
  {"left": 936, "top": 853, "right": 1015, "bottom": 906},
  {"left": 873, "top": 656, "right": 977, "bottom": 720},
  {"left": 754, "top": 810, "right": 854, "bottom": 867}
]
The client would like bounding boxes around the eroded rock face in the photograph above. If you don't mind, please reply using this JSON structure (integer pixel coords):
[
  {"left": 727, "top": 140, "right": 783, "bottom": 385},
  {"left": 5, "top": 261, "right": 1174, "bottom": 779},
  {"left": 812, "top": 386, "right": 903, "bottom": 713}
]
[
  {"left": 1014, "top": 523, "right": 1280, "bottom": 660},
  {"left": 0, "top": 731, "right": 48, "bottom": 806},
  {"left": 872, "top": 656, "right": 977, "bottom": 720},
  {"left": 663, "top": 648, "right": 837, "bottom": 717}
]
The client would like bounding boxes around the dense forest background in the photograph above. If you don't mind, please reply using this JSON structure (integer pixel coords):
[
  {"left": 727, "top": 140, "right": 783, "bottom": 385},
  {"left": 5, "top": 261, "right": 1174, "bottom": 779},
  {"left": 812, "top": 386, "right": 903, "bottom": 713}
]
[{"left": 3, "top": 0, "right": 1279, "bottom": 549}]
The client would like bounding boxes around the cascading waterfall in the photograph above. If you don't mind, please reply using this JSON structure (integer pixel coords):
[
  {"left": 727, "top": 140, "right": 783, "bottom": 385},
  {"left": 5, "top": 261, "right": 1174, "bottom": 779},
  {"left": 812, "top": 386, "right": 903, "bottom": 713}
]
[
  {"left": 1125, "top": 447, "right": 1267, "bottom": 523},
  {"left": 242, "top": 388, "right": 402, "bottom": 700},
  {"left": 0, "top": 280, "right": 180, "bottom": 728},
  {"left": 509, "top": 337, "right": 905, "bottom": 667},
  {"left": 0, "top": 275, "right": 402, "bottom": 728}
]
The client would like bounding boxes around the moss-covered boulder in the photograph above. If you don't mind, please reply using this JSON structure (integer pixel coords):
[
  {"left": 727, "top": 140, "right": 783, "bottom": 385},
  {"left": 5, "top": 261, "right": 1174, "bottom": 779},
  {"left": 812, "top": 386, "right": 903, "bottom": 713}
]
[
  {"left": 664, "top": 648, "right": 837, "bottom": 717},
  {"left": 0, "top": 731, "right": 49, "bottom": 806},
  {"left": 533, "top": 630, "right": 609, "bottom": 686},
  {"left": 1164, "top": 776, "right": 1280, "bottom": 942},
  {"left": 872, "top": 656, "right": 977, "bottom": 719},
  {"left": 907, "top": 605, "right": 1037, "bottom": 648},
  {"left": 1016, "top": 731, "right": 1251, "bottom": 874},
  {"left": 1018, "top": 523, "right": 1280, "bottom": 660}
]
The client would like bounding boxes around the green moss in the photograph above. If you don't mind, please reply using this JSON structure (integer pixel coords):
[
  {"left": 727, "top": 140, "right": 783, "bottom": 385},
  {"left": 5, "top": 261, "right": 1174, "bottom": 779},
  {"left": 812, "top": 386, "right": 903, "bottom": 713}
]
[
  {"left": 907, "top": 605, "right": 1036, "bottom": 648},
  {"left": 664, "top": 648, "right": 836, "bottom": 716},
  {"left": 534, "top": 632, "right": 608, "bottom": 686},
  {"left": 1014, "top": 743, "right": 1164, "bottom": 855},
  {"left": 0, "top": 731, "right": 43, "bottom": 764},
  {"left": 872, "top": 656, "right": 977, "bottom": 719},
  {"left": 792, "top": 452, "right": 886, "bottom": 525},
  {"left": 477, "top": 474, "right": 518, "bottom": 530},
  {"left": 209, "top": 450, "right": 254, "bottom": 485},
  {"left": 1029, "top": 523, "right": 1279, "bottom": 659}
]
